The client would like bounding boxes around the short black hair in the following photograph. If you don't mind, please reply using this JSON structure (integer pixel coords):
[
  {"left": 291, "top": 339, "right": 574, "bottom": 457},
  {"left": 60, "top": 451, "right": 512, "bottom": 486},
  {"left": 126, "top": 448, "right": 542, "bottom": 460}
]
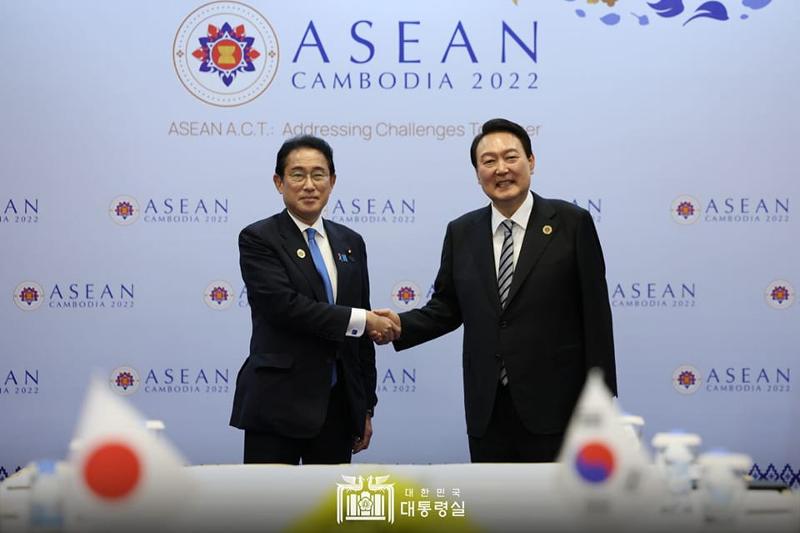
[
  {"left": 469, "top": 118, "right": 533, "bottom": 168},
  {"left": 275, "top": 135, "right": 335, "bottom": 177}
]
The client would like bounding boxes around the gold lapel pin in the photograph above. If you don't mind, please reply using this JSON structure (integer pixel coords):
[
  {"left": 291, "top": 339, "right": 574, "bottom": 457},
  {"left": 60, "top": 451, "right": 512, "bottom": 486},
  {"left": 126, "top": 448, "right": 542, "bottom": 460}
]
[
  {"left": 542, "top": 225, "right": 553, "bottom": 235},
  {"left": 296, "top": 249, "right": 306, "bottom": 259}
]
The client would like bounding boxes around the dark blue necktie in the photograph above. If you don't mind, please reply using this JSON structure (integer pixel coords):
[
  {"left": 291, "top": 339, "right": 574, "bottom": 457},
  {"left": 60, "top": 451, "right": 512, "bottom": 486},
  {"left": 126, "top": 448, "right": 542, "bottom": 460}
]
[{"left": 306, "top": 228, "right": 337, "bottom": 385}]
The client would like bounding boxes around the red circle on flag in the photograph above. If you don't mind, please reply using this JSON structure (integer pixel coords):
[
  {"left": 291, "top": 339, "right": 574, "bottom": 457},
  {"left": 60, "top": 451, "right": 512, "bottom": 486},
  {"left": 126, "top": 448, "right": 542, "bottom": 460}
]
[{"left": 83, "top": 442, "right": 141, "bottom": 500}]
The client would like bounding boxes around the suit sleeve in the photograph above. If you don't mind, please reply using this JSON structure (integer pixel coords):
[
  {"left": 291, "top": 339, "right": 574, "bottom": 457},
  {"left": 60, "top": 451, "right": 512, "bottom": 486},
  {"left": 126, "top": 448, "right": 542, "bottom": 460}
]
[
  {"left": 395, "top": 222, "right": 464, "bottom": 350},
  {"left": 356, "top": 235, "right": 378, "bottom": 411},
  {"left": 576, "top": 210, "right": 618, "bottom": 395},
  {"left": 239, "top": 226, "right": 351, "bottom": 342}
]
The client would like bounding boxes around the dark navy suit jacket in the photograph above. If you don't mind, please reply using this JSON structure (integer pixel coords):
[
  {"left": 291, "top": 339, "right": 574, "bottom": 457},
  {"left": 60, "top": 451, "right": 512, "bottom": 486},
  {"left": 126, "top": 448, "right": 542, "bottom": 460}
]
[
  {"left": 230, "top": 209, "right": 377, "bottom": 439},
  {"left": 396, "top": 193, "right": 616, "bottom": 437}
]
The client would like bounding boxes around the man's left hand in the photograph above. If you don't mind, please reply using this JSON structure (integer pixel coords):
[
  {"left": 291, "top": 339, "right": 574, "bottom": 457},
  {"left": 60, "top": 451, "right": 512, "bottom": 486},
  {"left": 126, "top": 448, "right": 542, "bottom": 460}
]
[{"left": 352, "top": 415, "right": 373, "bottom": 454}]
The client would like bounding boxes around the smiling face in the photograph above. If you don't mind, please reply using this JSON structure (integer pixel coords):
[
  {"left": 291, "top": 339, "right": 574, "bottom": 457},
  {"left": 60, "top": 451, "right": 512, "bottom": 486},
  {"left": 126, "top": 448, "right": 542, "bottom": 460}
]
[
  {"left": 475, "top": 131, "right": 535, "bottom": 217},
  {"left": 273, "top": 147, "right": 336, "bottom": 225}
]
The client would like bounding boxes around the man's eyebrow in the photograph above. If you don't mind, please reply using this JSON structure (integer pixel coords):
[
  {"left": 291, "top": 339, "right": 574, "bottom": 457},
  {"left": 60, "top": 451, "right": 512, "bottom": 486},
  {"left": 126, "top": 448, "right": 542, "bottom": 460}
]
[
  {"left": 288, "top": 164, "right": 327, "bottom": 171},
  {"left": 480, "top": 148, "right": 520, "bottom": 158}
]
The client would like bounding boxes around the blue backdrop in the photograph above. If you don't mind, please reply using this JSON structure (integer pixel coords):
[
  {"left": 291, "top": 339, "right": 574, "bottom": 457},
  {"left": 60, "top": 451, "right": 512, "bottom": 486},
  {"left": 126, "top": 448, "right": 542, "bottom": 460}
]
[{"left": 1, "top": 0, "right": 797, "bottom": 488}]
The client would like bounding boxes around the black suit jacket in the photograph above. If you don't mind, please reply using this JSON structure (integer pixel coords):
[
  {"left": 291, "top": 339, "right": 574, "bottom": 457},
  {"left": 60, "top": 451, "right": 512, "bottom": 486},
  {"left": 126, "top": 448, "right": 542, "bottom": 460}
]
[
  {"left": 395, "top": 193, "right": 616, "bottom": 437},
  {"left": 230, "top": 209, "right": 377, "bottom": 439}
]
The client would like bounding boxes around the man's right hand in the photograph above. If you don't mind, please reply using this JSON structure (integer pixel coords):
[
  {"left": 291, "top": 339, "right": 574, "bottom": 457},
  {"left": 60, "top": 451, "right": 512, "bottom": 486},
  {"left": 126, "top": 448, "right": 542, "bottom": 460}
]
[{"left": 367, "top": 309, "right": 401, "bottom": 345}]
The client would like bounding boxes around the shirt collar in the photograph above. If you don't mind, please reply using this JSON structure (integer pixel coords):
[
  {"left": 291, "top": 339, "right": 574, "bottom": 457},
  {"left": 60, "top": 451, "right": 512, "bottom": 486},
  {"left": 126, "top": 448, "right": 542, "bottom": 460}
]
[
  {"left": 491, "top": 191, "right": 534, "bottom": 234},
  {"left": 286, "top": 209, "right": 327, "bottom": 241}
]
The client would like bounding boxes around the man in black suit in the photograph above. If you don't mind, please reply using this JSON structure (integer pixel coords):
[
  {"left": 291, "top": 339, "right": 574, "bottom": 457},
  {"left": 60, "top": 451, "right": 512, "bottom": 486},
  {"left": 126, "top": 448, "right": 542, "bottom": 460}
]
[
  {"left": 230, "top": 135, "right": 399, "bottom": 464},
  {"left": 378, "top": 118, "right": 616, "bottom": 462}
]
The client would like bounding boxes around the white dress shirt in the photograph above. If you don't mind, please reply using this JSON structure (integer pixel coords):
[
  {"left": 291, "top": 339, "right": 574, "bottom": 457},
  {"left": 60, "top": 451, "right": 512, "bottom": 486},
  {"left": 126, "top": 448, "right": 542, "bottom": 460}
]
[
  {"left": 286, "top": 211, "right": 366, "bottom": 337},
  {"left": 491, "top": 191, "right": 534, "bottom": 275}
]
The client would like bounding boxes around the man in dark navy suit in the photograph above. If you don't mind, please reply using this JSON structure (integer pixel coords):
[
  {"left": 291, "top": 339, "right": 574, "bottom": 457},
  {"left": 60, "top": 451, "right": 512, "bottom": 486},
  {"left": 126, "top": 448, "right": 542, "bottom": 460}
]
[
  {"left": 379, "top": 118, "right": 616, "bottom": 462},
  {"left": 231, "top": 135, "right": 398, "bottom": 464}
]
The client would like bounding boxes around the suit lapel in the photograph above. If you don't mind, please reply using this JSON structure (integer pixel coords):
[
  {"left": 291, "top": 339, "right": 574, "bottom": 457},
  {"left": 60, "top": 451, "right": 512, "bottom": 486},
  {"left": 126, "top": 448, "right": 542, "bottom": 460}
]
[
  {"left": 468, "top": 206, "right": 502, "bottom": 310},
  {"left": 505, "top": 193, "right": 557, "bottom": 308},
  {"left": 277, "top": 210, "right": 328, "bottom": 303},
  {"left": 323, "top": 219, "right": 357, "bottom": 305}
]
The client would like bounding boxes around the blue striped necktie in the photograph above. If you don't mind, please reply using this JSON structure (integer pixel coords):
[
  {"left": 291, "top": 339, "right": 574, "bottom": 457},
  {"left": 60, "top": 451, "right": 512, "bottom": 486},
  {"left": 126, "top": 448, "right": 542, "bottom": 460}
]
[
  {"left": 497, "top": 219, "right": 514, "bottom": 386},
  {"left": 306, "top": 228, "right": 337, "bottom": 386}
]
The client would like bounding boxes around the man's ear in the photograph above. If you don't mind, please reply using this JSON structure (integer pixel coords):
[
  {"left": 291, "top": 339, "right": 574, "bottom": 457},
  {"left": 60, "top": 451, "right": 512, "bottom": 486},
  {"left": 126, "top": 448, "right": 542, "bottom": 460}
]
[{"left": 273, "top": 174, "right": 284, "bottom": 194}]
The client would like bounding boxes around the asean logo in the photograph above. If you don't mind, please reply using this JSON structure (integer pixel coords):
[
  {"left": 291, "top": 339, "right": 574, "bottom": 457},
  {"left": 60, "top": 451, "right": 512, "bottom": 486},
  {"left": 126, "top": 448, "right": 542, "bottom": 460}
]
[
  {"left": 765, "top": 280, "right": 795, "bottom": 310},
  {"left": 391, "top": 281, "right": 422, "bottom": 310},
  {"left": 204, "top": 280, "right": 234, "bottom": 310},
  {"left": 109, "top": 196, "right": 140, "bottom": 226},
  {"left": 672, "top": 364, "right": 701, "bottom": 394},
  {"left": 110, "top": 366, "right": 141, "bottom": 396},
  {"left": 671, "top": 195, "right": 700, "bottom": 224},
  {"left": 13, "top": 281, "right": 44, "bottom": 311},
  {"left": 173, "top": 2, "right": 279, "bottom": 107},
  {"left": 575, "top": 441, "right": 616, "bottom": 484},
  {"left": 14, "top": 281, "right": 44, "bottom": 311}
]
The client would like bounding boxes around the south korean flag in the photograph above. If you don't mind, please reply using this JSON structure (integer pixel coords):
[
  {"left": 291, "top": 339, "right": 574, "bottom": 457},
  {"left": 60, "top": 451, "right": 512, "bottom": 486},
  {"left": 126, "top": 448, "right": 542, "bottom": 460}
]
[{"left": 556, "top": 369, "right": 663, "bottom": 526}]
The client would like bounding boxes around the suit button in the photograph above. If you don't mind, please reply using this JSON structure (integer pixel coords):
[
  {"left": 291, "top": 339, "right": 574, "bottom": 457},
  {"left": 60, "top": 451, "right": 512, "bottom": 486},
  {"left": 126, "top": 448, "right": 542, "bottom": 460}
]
[{"left": 499, "top": 321, "right": 508, "bottom": 328}]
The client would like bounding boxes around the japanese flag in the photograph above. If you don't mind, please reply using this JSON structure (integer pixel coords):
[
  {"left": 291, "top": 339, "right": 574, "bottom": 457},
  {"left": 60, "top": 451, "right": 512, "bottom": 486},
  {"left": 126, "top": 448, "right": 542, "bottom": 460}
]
[{"left": 65, "top": 379, "right": 190, "bottom": 531}]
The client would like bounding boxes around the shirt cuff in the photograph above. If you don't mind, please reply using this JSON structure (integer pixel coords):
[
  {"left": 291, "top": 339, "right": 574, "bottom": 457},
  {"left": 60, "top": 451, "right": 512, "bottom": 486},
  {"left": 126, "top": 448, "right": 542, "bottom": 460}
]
[{"left": 347, "top": 308, "right": 367, "bottom": 337}]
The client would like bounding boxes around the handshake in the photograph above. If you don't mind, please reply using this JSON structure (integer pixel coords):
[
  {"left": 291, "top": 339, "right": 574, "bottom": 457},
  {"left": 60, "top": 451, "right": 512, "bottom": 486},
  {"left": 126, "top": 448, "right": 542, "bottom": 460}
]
[{"left": 366, "top": 309, "right": 401, "bottom": 345}]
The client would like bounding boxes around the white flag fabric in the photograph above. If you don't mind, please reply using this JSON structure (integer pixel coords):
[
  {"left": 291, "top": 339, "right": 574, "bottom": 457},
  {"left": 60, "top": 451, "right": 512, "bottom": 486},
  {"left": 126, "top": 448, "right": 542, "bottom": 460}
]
[{"left": 64, "top": 379, "right": 190, "bottom": 532}]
